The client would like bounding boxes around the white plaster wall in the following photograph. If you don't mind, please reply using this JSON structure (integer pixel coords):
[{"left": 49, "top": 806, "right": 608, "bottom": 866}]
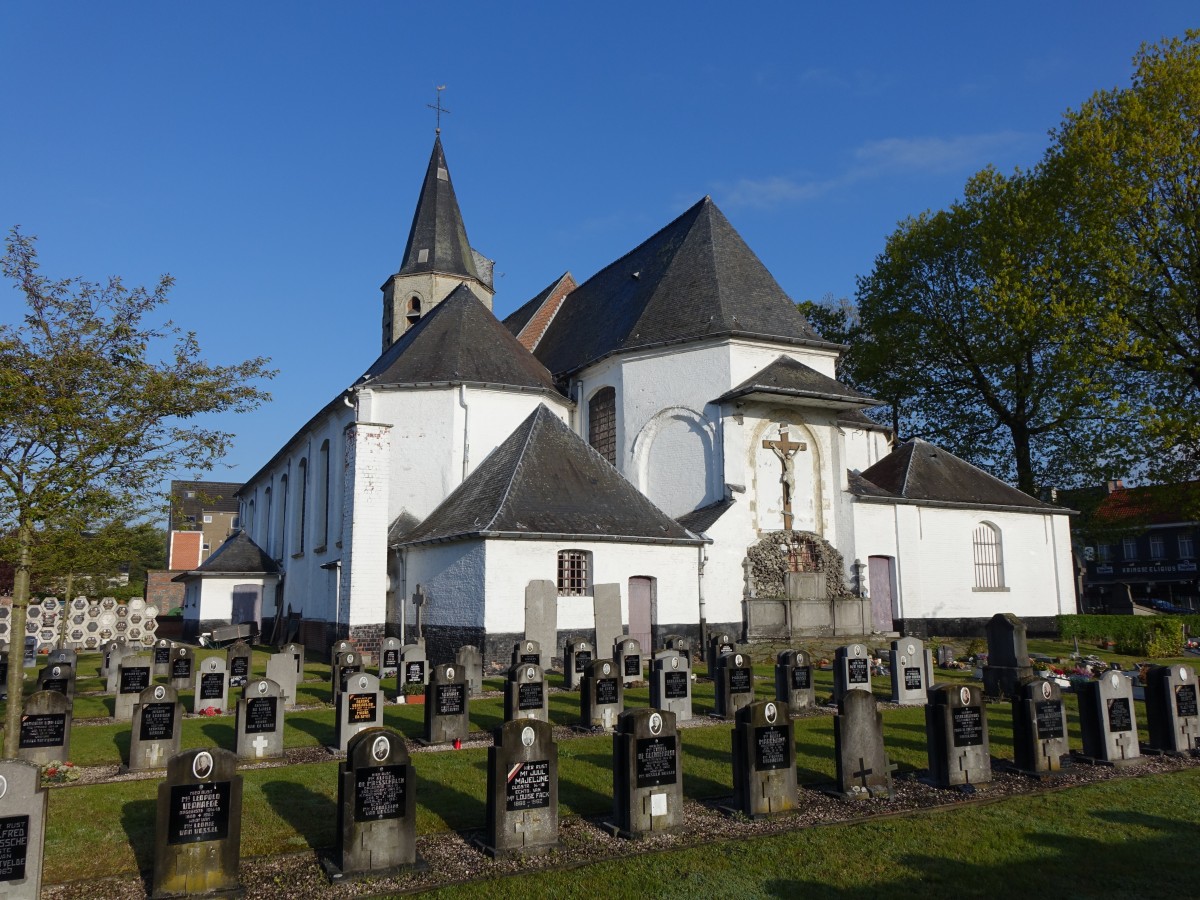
[
  {"left": 696, "top": 498, "right": 755, "bottom": 626},
  {"left": 191, "top": 576, "right": 276, "bottom": 625},
  {"left": 726, "top": 338, "right": 841, "bottom": 386},
  {"left": 340, "top": 422, "right": 392, "bottom": 626},
  {"left": 401, "top": 542, "right": 487, "bottom": 629}
]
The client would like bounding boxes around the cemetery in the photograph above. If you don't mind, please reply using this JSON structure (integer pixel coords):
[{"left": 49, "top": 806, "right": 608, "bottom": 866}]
[{"left": 0, "top": 616, "right": 1195, "bottom": 898}]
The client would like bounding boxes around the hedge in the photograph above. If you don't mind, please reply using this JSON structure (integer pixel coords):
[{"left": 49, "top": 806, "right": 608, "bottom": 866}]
[{"left": 1057, "top": 614, "right": 1192, "bottom": 657}]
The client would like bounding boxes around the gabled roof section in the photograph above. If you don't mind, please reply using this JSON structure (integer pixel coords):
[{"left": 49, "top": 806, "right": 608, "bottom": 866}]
[
  {"left": 173, "top": 530, "right": 280, "bottom": 580},
  {"left": 852, "top": 439, "right": 1061, "bottom": 513},
  {"left": 531, "top": 197, "right": 835, "bottom": 377},
  {"left": 396, "top": 137, "right": 481, "bottom": 282},
  {"left": 503, "top": 272, "right": 577, "bottom": 352},
  {"left": 714, "top": 355, "right": 875, "bottom": 409},
  {"left": 396, "top": 405, "right": 703, "bottom": 547},
  {"left": 357, "top": 284, "right": 561, "bottom": 395},
  {"left": 676, "top": 498, "right": 734, "bottom": 535}
]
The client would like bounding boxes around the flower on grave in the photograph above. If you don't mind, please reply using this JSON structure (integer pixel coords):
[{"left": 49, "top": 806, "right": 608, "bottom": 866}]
[
  {"left": 40, "top": 760, "right": 79, "bottom": 786},
  {"left": 201, "top": 706, "right": 219, "bottom": 716}
]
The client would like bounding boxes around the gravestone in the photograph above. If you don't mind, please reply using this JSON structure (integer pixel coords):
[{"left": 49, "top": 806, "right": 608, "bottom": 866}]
[
  {"left": 504, "top": 663, "right": 548, "bottom": 723},
  {"left": 581, "top": 659, "right": 624, "bottom": 731},
  {"left": 103, "top": 640, "right": 132, "bottom": 692},
  {"left": 774, "top": 649, "right": 815, "bottom": 714},
  {"left": 152, "top": 748, "right": 243, "bottom": 899},
  {"left": 660, "top": 634, "right": 689, "bottom": 655},
  {"left": 36, "top": 662, "right": 75, "bottom": 704},
  {"left": 563, "top": 640, "right": 593, "bottom": 691},
  {"left": 615, "top": 637, "right": 643, "bottom": 686},
  {"left": 0, "top": 759, "right": 48, "bottom": 900},
  {"left": 1011, "top": 678, "right": 1070, "bottom": 775},
  {"left": 115, "top": 653, "right": 153, "bottom": 722},
  {"left": 455, "top": 645, "right": 483, "bottom": 698},
  {"left": 153, "top": 638, "right": 173, "bottom": 677},
  {"left": 332, "top": 651, "right": 363, "bottom": 697},
  {"left": 730, "top": 700, "right": 797, "bottom": 818},
  {"left": 378, "top": 636, "right": 402, "bottom": 682},
  {"left": 282, "top": 641, "right": 305, "bottom": 675},
  {"left": 650, "top": 650, "right": 692, "bottom": 721},
  {"left": 593, "top": 583, "right": 623, "bottom": 663},
  {"left": 480, "top": 718, "right": 558, "bottom": 858},
  {"left": 610, "top": 709, "right": 683, "bottom": 837},
  {"left": 265, "top": 651, "right": 299, "bottom": 710},
  {"left": 524, "top": 580, "right": 558, "bottom": 666},
  {"left": 832, "top": 690, "right": 894, "bottom": 798},
  {"left": 45, "top": 647, "right": 76, "bottom": 669},
  {"left": 400, "top": 643, "right": 428, "bottom": 694},
  {"left": 715, "top": 651, "right": 756, "bottom": 719},
  {"left": 327, "top": 727, "right": 421, "bottom": 879},
  {"left": 193, "top": 656, "right": 229, "bottom": 715},
  {"left": 833, "top": 643, "right": 872, "bottom": 704},
  {"left": 336, "top": 672, "right": 383, "bottom": 753},
  {"left": 235, "top": 678, "right": 285, "bottom": 760},
  {"left": 17, "top": 690, "right": 72, "bottom": 767},
  {"left": 168, "top": 646, "right": 194, "bottom": 693},
  {"left": 512, "top": 639, "right": 542, "bottom": 669},
  {"left": 706, "top": 633, "right": 737, "bottom": 677},
  {"left": 330, "top": 639, "right": 353, "bottom": 664},
  {"left": 889, "top": 638, "right": 927, "bottom": 705},
  {"left": 1077, "top": 671, "right": 1142, "bottom": 765},
  {"left": 936, "top": 643, "right": 955, "bottom": 669},
  {"left": 129, "top": 685, "right": 182, "bottom": 772},
  {"left": 926, "top": 684, "right": 992, "bottom": 788},
  {"left": 423, "top": 663, "right": 469, "bottom": 745},
  {"left": 1145, "top": 664, "right": 1200, "bottom": 753},
  {"left": 982, "top": 612, "right": 1034, "bottom": 699},
  {"left": 226, "top": 640, "right": 252, "bottom": 689}
]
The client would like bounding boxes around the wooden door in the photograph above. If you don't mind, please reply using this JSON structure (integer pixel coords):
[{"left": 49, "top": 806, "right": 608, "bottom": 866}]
[
  {"left": 628, "top": 576, "right": 654, "bottom": 651},
  {"left": 868, "top": 557, "right": 894, "bottom": 632}
]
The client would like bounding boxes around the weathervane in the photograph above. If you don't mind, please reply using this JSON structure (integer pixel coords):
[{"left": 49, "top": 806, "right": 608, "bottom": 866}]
[{"left": 427, "top": 85, "right": 449, "bottom": 134}]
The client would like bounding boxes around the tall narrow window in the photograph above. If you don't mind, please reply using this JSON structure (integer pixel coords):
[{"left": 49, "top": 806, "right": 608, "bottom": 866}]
[
  {"left": 316, "top": 439, "right": 330, "bottom": 549},
  {"left": 557, "top": 550, "right": 591, "bottom": 596},
  {"left": 1123, "top": 537, "right": 1138, "bottom": 560},
  {"left": 276, "top": 475, "right": 288, "bottom": 560},
  {"left": 1180, "top": 534, "right": 1195, "bottom": 559},
  {"left": 1149, "top": 535, "right": 1165, "bottom": 559},
  {"left": 972, "top": 523, "right": 1004, "bottom": 589},
  {"left": 293, "top": 459, "right": 308, "bottom": 554},
  {"left": 588, "top": 387, "right": 617, "bottom": 466},
  {"left": 263, "top": 488, "right": 272, "bottom": 553}
]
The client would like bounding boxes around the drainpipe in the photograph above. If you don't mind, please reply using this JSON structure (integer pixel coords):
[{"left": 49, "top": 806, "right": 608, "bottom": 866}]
[
  {"left": 459, "top": 384, "right": 470, "bottom": 482},
  {"left": 697, "top": 545, "right": 708, "bottom": 648}
]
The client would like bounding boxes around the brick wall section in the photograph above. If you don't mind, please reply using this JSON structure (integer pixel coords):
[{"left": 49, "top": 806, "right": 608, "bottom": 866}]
[
  {"left": 145, "top": 571, "right": 185, "bottom": 611},
  {"left": 516, "top": 274, "right": 576, "bottom": 351}
]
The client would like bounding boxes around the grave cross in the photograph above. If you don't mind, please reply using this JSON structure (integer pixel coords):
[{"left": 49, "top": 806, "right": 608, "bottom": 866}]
[
  {"left": 252, "top": 735, "right": 270, "bottom": 758},
  {"left": 146, "top": 742, "right": 165, "bottom": 767},
  {"left": 412, "top": 586, "right": 427, "bottom": 639},
  {"left": 762, "top": 427, "right": 807, "bottom": 531},
  {"left": 852, "top": 757, "right": 873, "bottom": 787}
]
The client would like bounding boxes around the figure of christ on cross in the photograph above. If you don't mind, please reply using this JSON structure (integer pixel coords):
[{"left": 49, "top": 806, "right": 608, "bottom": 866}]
[{"left": 762, "top": 427, "right": 807, "bottom": 531}]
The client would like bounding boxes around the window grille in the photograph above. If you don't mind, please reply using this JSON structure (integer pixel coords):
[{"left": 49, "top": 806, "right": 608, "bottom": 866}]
[
  {"left": 557, "top": 550, "right": 589, "bottom": 596},
  {"left": 588, "top": 387, "right": 617, "bottom": 466},
  {"left": 972, "top": 523, "right": 1004, "bottom": 589}
]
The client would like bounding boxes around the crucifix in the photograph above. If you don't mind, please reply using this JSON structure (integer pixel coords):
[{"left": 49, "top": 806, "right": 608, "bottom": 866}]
[
  {"left": 412, "top": 586, "right": 427, "bottom": 639},
  {"left": 427, "top": 85, "right": 450, "bottom": 134},
  {"left": 762, "top": 427, "right": 807, "bottom": 531}
]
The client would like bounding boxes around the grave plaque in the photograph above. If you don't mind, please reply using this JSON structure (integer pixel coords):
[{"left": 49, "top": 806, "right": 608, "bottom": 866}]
[
  {"left": 192, "top": 656, "right": 228, "bottom": 715},
  {"left": 889, "top": 638, "right": 927, "bottom": 705},
  {"left": 731, "top": 701, "right": 796, "bottom": 818},
  {"left": 153, "top": 639, "right": 173, "bottom": 676},
  {"left": 328, "top": 727, "right": 420, "bottom": 878},
  {"left": 1144, "top": 664, "right": 1200, "bottom": 753},
  {"left": 336, "top": 673, "right": 383, "bottom": 753},
  {"left": 0, "top": 760, "right": 48, "bottom": 900},
  {"left": 455, "top": 645, "right": 484, "bottom": 698},
  {"left": 422, "top": 663, "right": 470, "bottom": 745},
  {"left": 833, "top": 644, "right": 872, "bottom": 703},
  {"left": 512, "top": 640, "right": 542, "bottom": 669},
  {"left": 610, "top": 709, "right": 683, "bottom": 837},
  {"left": 17, "top": 691, "right": 71, "bottom": 767},
  {"left": 168, "top": 647, "right": 194, "bottom": 692},
  {"left": 152, "top": 748, "right": 242, "bottom": 899},
  {"left": 1012, "top": 678, "right": 1070, "bottom": 774},
  {"left": 1077, "top": 672, "right": 1142, "bottom": 765},
  {"left": 616, "top": 638, "right": 643, "bottom": 686},
  {"left": 833, "top": 690, "right": 895, "bottom": 798},
  {"left": 715, "top": 652, "right": 755, "bottom": 720},
  {"left": 404, "top": 660, "right": 426, "bottom": 685},
  {"left": 226, "top": 641, "right": 252, "bottom": 688},
  {"left": 481, "top": 719, "right": 558, "bottom": 858},
  {"left": 235, "top": 678, "right": 284, "bottom": 760},
  {"left": 775, "top": 649, "right": 816, "bottom": 714},
  {"left": 103, "top": 641, "right": 132, "bottom": 692},
  {"left": 378, "top": 637, "right": 402, "bottom": 681},
  {"left": 129, "top": 685, "right": 182, "bottom": 772},
  {"left": 650, "top": 651, "right": 692, "bottom": 721},
  {"left": 265, "top": 651, "right": 299, "bottom": 710},
  {"left": 563, "top": 640, "right": 593, "bottom": 691},
  {"left": 926, "top": 684, "right": 992, "bottom": 788},
  {"left": 115, "top": 654, "right": 153, "bottom": 722},
  {"left": 504, "top": 664, "right": 548, "bottom": 723},
  {"left": 581, "top": 660, "right": 624, "bottom": 731}
]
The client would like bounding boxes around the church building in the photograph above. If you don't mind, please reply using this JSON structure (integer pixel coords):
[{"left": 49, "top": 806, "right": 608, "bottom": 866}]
[{"left": 190, "top": 135, "right": 1076, "bottom": 663}]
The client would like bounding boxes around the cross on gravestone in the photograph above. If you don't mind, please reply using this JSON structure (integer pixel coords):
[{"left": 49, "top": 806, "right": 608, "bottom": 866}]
[
  {"left": 412, "top": 587, "right": 427, "bottom": 640},
  {"left": 146, "top": 743, "right": 165, "bottom": 767},
  {"left": 853, "top": 758, "right": 873, "bottom": 788},
  {"left": 252, "top": 735, "right": 270, "bottom": 758},
  {"left": 761, "top": 427, "right": 807, "bottom": 531}
]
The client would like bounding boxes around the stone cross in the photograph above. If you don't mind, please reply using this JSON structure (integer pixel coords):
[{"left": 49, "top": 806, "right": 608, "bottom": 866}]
[
  {"left": 252, "top": 735, "right": 270, "bottom": 758},
  {"left": 412, "top": 586, "right": 427, "bottom": 639},
  {"left": 145, "top": 742, "right": 165, "bottom": 767},
  {"left": 762, "top": 427, "right": 806, "bottom": 531}
]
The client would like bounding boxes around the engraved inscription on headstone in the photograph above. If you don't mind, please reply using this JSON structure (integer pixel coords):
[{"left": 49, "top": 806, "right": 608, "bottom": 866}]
[
  {"left": 348, "top": 693, "right": 378, "bottom": 724},
  {"left": 1108, "top": 697, "right": 1133, "bottom": 732},
  {"left": 243, "top": 697, "right": 277, "bottom": 734},
  {"left": 506, "top": 760, "right": 551, "bottom": 811},
  {"left": 437, "top": 683, "right": 464, "bottom": 715},
  {"left": 665, "top": 671, "right": 688, "bottom": 699},
  {"left": 140, "top": 703, "right": 176, "bottom": 742},
  {"left": 1177, "top": 684, "right": 1198, "bottom": 718},
  {"left": 355, "top": 765, "right": 406, "bottom": 822},
  {"left": 952, "top": 706, "right": 984, "bottom": 746},
  {"left": 518, "top": 681, "right": 544, "bottom": 711},
  {"left": 199, "top": 672, "right": 224, "bottom": 701},
  {"left": 404, "top": 661, "right": 426, "bottom": 684},
  {"left": 1036, "top": 701, "right": 1064, "bottom": 739},
  {"left": 121, "top": 666, "right": 150, "bottom": 694},
  {"left": 596, "top": 678, "right": 619, "bottom": 705},
  {"left": 18, "top": 715, "right": 66, "bottom": 749},
  {"left": 635, "top": 737, "right": 677, "bottom": 788},
  {"left": 0, "top": 814, "right": 29, "bottom": 881},
  {"left": 332, "top": 728, "right": 419, "bottom": 876},
  {"left": 792, "top": 666, "right": 811, "bottom": 689},
  {"left": 754, "top": 725, "right": 790, "bottom": 770},
  {"left": 168, "top": 781, "right": 231, "bottom": 844},
  {"left": 848, "top": 658, "right": 868, "bottom": 684},
  {"left": 904, "top": 668, "right": 923, "bottom": 691}
]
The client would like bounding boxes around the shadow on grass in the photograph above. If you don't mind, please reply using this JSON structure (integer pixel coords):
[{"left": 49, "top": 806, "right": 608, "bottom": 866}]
[
  {"left": 120, "top": 797, "right": 157, "bottom": 887},
  {"left": 289, "top": 715, "right": 335, "bottom": 748},
  {"left": 417, "top": 768, "right": 487, "bottom": 831},
  {"left": 200, "top": 721, "right": 235, "bottom": 749},
  {"left": 111, "top": 728, "right": 132, "bottom": 766},
  {"left": 260, "top": 779, "right": 338, "bottom": 851}
]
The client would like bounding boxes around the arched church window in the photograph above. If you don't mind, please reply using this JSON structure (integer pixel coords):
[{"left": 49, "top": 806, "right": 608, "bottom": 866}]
[
  {"left": 316, "top": 440, "right": 330, "bottom": 550},
  {"left": 293, "top": 459, "right": 308, "bottom": 554},
  {"left": 276, "top": 474, "right": 288, "bottom": 560},
  {"left": 972, "top": 522, "right": 1005, "bottom": 589},
  {"left": 406, "top": 295, "right": 422, "bottom": 327},
  {"left": 557, "top": 549, "right": 591, "bottom": 596},
  {"left": 588, "top": 387, "right": 617, "bottom": 466}
]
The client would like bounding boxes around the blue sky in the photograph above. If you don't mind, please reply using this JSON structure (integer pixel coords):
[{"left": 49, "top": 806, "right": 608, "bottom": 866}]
[{"left": 2, "top": 2, "right": 1196, "bottom": 487}]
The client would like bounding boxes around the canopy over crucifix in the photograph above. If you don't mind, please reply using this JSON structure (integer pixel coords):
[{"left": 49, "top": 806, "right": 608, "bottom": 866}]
[{"left": 762, "top": 426, "right": 807, "bottom": 531}]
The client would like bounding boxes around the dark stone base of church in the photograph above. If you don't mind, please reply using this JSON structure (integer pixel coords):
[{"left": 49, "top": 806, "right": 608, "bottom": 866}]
[{"left": 896, "top": 616, "right": 1058, "bottom": 639}]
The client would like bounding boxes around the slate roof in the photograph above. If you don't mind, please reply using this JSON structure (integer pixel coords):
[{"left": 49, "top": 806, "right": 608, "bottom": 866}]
[
  {"left": 395, "top": 405, "right": 703, "bottom": 547},
  {"left": 530, "top": 197, "right": 835, "bottom": 377},
  {"left": 714, "top": 355, "right": 875, "bottom": 408},
  {"left": 173, "top": 530, "right": 280, "bottom": 580},
  {"left": 675, "top": 498, "right": 735, "bottom": 534},
  {"left": 503, "top": 274, "right": 563, "bottom": 337},
  {"left": 851, "top": 439, "right": 1061, "bottom": 512},
  {"left": 837, "top": 409, "right": 892, "bottom": 434},
  {"left": 357, "top": 284, "right": 562, "bottom": 395},
  {"left": 395, "top": 137, "right": 481, "bottom": 283}
]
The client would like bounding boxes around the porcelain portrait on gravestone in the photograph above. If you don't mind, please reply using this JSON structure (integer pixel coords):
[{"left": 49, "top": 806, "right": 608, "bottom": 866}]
[
  {"left": 192, "top": 752, "right": 212, "bottom": 780},
  {"left": 372, "top": 736, "right": 390, "bottom": 761},
  {"left": 650, "top": 712, "right": 663, "bottom": 735}
]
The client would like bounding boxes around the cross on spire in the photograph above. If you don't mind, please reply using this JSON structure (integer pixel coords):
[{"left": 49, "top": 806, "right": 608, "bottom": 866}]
[
  {"left": 762, "top": 427, "right": 807, "bottom": 531},
  {"left": 427, "top": 85, "right": 450, "bottom": 134}
]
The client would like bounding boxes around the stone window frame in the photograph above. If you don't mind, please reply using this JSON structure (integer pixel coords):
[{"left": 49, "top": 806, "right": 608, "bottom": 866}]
[
  {"left": 557, "top": 549, "right": 591, "bottom": 597},
  {"left": 971, "top": 521, "right": 1006, "bottom": 591}
]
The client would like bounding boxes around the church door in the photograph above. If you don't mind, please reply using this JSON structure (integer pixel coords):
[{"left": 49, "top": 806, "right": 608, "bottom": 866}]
[
  {"left": 628, "top": 577, "right": 654, "bottom": 652},
  {"left": 868, "top": 557, "right": 894, "bottom": 632}
]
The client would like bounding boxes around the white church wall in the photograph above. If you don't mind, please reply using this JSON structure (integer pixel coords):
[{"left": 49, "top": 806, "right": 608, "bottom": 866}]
[
  {"left": 726, "top": 338, "right": 841, "bottom": 386},
  {"left": 340, "top": 421, "right": 392, "bottom": 627},
  {"left": 696, "top": 501, "right": 754, "bottom": 628},
  {"left": 840, "top": 423, "right": 893, "bottom": 476},
  {"left": 402, "top": 542, "right": 487, "bottom": 629}
]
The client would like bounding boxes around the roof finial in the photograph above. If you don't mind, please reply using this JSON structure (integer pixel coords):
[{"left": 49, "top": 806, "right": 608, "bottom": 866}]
[{"left": 427, "top": 85, "right": 449, "bottom": 135}]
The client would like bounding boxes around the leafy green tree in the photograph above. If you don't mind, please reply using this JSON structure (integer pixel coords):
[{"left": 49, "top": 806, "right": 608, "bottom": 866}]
[
  {"left": 1052, "top": 30, "right": 1200, "bottom": 487},
  {"left": 853, "top": 166, "right": 1134, "bottom": 495},
  {"left": 0, "top": 229, "right": 273, "bottom": 755}
]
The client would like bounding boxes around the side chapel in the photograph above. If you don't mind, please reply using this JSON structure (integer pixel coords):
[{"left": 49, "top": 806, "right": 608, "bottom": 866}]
[{"left": 180, "top": 135, "right": 1076, "bottom": 663}]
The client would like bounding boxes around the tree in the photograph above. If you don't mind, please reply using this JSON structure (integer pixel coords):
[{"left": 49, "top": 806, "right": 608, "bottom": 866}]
[
  {"left": 0, "top": 229, "right": 273, "bottom": 755},
  {"left": 1052, "top": 30, "right": 1200, "bottom": 487},
  {"left": 853, "top": 166, "right": 1135, "bottom": 495}
]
